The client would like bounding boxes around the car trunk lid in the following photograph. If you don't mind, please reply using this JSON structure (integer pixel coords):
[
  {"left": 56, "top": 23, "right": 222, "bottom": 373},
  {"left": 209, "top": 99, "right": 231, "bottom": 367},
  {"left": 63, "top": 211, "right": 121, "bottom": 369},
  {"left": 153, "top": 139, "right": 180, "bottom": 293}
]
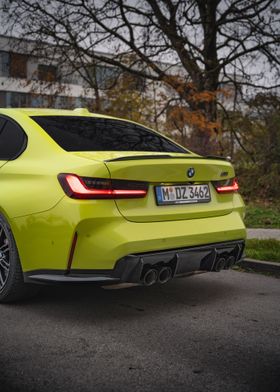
[{"left": 71, "top": 151, "right": 236, "bottom": 222}]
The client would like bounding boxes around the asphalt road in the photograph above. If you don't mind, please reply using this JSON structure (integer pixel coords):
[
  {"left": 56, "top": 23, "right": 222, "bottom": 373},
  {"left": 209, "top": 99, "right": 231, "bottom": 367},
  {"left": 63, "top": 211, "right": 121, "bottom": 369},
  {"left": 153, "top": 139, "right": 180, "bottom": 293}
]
[{"left": 0, "top": 271, "right": 279, "bottom": 392}]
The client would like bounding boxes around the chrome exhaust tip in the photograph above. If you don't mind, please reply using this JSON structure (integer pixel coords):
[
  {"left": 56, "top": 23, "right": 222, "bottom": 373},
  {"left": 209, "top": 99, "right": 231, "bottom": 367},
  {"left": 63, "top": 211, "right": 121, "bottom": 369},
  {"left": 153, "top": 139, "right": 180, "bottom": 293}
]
[
  {"left": 158, "top": 267, "right": 172, "bottom": 284},
  {"left": 142, "top": 269, "right": 158, "bottom": 286}
]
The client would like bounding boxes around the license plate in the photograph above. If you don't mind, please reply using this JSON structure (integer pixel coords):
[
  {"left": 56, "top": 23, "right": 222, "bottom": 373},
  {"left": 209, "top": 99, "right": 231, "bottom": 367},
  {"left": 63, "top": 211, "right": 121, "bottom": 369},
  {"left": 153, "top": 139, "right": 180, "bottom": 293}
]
[{"left": 155, "top": 184, "right": 211, "bottom": 205}]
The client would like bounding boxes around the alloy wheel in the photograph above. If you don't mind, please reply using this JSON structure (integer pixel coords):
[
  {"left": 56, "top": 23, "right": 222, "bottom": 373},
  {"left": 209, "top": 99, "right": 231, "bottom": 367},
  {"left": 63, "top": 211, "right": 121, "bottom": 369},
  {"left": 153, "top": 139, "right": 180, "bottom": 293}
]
[{"left": 0, "top": 225, "right": 10, "bottom": 290}]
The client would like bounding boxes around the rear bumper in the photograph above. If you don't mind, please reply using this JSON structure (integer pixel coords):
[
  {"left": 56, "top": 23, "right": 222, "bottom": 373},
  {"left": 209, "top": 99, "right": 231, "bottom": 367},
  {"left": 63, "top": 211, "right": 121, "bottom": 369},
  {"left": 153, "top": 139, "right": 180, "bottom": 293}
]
[
  {"left": 24, "top": 239, "right": 245, "bottom": 285},
  {"left": 13, "top": 195, "right": 245, "bottom": 272}
]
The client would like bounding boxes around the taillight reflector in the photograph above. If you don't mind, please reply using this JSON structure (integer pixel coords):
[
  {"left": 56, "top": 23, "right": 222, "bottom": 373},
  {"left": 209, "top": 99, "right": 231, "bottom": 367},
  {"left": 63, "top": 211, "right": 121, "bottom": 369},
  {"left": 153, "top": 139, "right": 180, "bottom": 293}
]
[
  {"left": 58, "top": 174, "right": 148, "bottom": 199},
  {"left": 213, "top": 178, "right": 239, "bottom": 193},
  {"left": 66, "top": 231, "right": 78, "bottom": 273}
]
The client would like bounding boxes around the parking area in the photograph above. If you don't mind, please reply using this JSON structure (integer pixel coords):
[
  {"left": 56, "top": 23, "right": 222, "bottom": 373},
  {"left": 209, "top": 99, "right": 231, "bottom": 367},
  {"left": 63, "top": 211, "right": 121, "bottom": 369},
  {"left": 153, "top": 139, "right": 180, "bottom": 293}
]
[{"left": 0, "top": 270, "right": 279, "bottom": 392}]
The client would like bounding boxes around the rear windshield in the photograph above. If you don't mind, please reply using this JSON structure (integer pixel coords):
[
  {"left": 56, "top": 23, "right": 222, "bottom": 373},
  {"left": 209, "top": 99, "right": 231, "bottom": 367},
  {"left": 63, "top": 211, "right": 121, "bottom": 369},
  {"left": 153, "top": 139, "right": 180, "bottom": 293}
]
[{"left": 31, "top": 116, "right": 187, "bottom": 153}]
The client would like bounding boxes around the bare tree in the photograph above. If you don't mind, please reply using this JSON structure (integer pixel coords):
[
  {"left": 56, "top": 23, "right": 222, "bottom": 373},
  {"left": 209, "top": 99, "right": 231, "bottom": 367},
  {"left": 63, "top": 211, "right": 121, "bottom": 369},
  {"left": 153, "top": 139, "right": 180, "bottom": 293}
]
[{"left": 3, "top": 0, "right": 280, "bottom": 154}]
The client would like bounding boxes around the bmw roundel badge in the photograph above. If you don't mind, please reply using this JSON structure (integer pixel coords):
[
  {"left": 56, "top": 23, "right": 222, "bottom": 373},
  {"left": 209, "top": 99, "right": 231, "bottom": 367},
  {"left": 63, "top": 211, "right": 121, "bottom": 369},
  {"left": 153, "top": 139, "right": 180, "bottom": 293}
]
[{"left": 187, "top": 167, "right": 195, "bottom": 178}]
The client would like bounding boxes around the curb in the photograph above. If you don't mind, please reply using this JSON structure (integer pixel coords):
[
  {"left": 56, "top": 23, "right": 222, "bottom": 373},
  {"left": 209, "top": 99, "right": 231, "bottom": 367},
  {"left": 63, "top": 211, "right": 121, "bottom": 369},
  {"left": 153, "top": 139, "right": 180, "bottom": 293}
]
[
  {"left": 240, "top": 258, "right": 280, "bottom": 274},
  {"left": 246, "top": 228, "right": 280, "bottom": 241}
]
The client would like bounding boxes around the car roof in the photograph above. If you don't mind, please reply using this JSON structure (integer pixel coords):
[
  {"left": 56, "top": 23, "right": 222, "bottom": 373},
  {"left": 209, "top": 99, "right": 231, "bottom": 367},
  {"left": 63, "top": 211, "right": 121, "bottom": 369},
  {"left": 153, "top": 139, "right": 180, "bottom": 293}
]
[{"left": 0, "top": 107, "right": 115, "bottom": 118}]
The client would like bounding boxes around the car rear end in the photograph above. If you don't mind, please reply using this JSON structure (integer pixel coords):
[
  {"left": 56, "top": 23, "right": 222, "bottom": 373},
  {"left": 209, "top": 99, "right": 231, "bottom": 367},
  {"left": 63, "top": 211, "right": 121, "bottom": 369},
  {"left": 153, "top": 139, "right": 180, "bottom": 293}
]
[{"left": 24, "top": 112, "right": 246, "bottom": 286}]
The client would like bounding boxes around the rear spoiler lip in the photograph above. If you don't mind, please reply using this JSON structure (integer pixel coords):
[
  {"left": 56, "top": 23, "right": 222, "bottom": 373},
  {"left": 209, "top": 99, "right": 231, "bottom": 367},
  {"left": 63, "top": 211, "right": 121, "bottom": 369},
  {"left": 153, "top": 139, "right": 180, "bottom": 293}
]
[{"left": 105, "top": 154, "right": 231, "bottom": 162}]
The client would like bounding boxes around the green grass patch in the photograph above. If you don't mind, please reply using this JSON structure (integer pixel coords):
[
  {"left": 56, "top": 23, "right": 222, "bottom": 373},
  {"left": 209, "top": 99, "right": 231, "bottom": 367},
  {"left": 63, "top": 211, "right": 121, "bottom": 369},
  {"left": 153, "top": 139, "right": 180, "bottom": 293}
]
[
  {"left": 246, "top": 239, "right": 280, "bottom": 263},
  {"left": 244, "top": 203, "right": 280, "bottom": 228}
]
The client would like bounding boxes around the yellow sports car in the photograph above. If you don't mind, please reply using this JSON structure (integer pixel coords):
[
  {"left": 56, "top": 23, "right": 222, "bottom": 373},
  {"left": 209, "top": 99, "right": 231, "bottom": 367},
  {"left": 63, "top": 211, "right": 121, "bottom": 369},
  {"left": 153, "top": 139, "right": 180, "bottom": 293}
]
[{"left": 0, "top": 108, "right": 246, "bottom": 302}]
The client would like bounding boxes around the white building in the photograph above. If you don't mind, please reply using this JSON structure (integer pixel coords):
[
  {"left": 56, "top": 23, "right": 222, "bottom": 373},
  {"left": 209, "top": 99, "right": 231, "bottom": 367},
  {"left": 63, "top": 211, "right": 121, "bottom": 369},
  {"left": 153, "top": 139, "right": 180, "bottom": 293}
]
[
  {"left": 0, "top": 35, "right": 110, "bottom": 108},
  {"left": 0, "top": 34, "right": 242, "bottom": 126}
]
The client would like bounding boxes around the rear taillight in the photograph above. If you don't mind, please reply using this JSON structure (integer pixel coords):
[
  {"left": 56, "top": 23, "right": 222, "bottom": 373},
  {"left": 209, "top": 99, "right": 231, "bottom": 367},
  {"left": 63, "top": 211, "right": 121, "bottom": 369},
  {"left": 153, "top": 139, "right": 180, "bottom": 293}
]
[
  {"left": 58, "top": 174, "right": 148, "bottom": 199},
  {"left": 212, "top": 178, "right": 239, "bottom": 194}
]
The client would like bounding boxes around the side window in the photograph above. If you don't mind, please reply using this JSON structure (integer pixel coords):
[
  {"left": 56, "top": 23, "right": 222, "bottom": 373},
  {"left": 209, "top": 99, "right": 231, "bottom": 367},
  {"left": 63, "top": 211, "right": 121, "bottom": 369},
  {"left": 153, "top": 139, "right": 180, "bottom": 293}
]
[
  {"left": 0, "top": 118, "right": 27, "bottom": 160},
  {"left": 0, "top": 118, "right": 6, "bottom": 132}
]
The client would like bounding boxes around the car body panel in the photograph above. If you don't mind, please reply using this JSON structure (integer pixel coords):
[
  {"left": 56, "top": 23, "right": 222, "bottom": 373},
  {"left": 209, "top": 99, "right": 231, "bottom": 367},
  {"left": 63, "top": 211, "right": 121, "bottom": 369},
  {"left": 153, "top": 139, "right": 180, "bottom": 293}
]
[
  {"left": 0, "top": 108, "right": 246, "bottom": 279},
  {"left": 106, "top": 157, "right": 235, "bottom": 223},
  {"left": 0, "top": 151, "right": 112, "bottom": 218},
  {"left": 11, "top": 198, "right": 245, "bottom": 272},
  {"left": 72, "top": 151, "right": 237, "bottom": 223}
]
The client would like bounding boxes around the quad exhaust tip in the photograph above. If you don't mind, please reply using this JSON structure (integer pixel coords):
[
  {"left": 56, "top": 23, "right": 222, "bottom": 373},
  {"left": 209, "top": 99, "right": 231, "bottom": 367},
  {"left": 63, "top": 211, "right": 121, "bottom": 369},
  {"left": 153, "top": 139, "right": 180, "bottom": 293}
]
[
  {"left": 158, "top": 267, "right": 172, "bottom": 284},
  {"left": 213, "top": 255, "right": 237, "bottom": 272},
  {"left": 142, "top": 269, "right": 158, "bottom": 286},
  {"left": 142, "top": 253, "right": 238, "bottom": 284},
  {"left": 214, "top": 257, "right": 226, "bottom": 272},
  {"left": 142, "top": 265, "right": 173, "bottom": 286}
]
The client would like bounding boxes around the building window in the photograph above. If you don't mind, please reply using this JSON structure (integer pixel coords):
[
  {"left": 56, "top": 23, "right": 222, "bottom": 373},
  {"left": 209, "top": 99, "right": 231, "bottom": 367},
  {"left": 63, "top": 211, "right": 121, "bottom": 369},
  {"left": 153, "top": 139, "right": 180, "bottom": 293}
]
[
  {"left": 0, "top": 51, "right": 10, "bottom": 77},
  {"left": 38, "top": 64, "right": 57, "bottom": 82},
  {"left": 84, "top": 65, "right": 119, "bottom": 89},
  {"left": 0, "top": 91, "right": 6, "bottom": 106},
  {"left": 121, "top": 72, "right": 146, "bottom": 92},
  {"left": 95, "top": 65, "right": 119, "bottom": 89},
  {"left": 0, "top": 52, "right": 28, "bottom": 78},
  {"left": 10, "top": 53, "right": 27, "bottom": 78},
  {"left": 10, "top": 92, "right": 30, "bottom": 107},
  {"left": 0, "top": 90, "right": 95, "bottom": 110},
  {"left": 0, "top": 91, "right": 29, "bottom": 107},
  {"left": 61, "top": 70, "right": 82, "bottom": 85}
]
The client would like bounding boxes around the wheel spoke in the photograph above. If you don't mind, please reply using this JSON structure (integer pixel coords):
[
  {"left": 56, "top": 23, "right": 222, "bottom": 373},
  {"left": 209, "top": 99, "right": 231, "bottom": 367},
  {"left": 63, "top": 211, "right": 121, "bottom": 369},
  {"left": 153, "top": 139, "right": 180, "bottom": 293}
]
[
  {"left": 0, "top": 270, "right": 4, "bottom": 287},
  {"left": 0, "top": 258, "right": 9, "bottom": 271},
  {"left": 0, "top": 243, "right": 9, "bottom": 252}
]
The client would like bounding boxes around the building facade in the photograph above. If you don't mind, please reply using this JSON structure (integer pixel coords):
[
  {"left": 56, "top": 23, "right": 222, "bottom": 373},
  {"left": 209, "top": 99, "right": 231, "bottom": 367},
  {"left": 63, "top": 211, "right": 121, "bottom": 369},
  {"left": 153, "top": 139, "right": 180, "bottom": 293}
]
[
  {"left": 0, "top": 35, "right": 121, "bottom": 109},
  {"left": 0, "top": 34, "right": 242, "bottom": 142}
]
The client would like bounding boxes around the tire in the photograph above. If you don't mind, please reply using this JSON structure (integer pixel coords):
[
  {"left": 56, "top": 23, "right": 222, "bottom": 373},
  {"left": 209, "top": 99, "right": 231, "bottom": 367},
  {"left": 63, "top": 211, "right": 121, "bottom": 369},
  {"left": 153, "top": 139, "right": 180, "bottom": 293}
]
[{"left": 0, "top": 214, "right": 39, "bottom": 303}]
